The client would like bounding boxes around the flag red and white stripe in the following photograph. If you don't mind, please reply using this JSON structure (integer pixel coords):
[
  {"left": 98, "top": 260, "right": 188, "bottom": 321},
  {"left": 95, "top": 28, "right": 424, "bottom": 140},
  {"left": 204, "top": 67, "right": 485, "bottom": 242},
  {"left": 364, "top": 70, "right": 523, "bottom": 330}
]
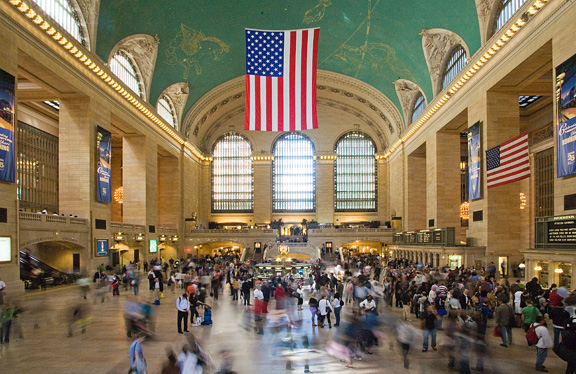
[
  {"left": 245, "top": 28, "right": 319, "bottom": 131},
  {"left": 486, "top": 132, "right": 530, "bottom": 188}
]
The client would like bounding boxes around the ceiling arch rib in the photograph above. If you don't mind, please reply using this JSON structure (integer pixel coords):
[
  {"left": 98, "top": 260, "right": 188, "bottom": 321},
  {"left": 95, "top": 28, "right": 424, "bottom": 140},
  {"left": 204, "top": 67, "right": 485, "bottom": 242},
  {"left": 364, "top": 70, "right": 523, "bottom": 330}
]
[
  {"left": 181, "top": 70, "right": 402, "bottom": 153},
  {"left": 107, "top": 34, "right": 160, "bottom": 102}
]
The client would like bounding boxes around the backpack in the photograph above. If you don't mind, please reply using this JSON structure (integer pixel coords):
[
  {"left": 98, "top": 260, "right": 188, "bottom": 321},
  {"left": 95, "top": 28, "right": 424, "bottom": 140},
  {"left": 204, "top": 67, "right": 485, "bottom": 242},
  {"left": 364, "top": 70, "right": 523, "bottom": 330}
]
[{"left": 526, "top": 324, "right": 540, "bottom": 345}]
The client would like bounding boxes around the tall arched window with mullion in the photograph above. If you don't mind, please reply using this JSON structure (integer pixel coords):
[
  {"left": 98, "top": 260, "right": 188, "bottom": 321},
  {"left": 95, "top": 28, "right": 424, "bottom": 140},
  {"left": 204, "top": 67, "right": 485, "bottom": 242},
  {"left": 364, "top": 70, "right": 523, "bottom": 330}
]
[
  {"left": 31, "top": 0, "right": 85, "bottom": 45},
  {"left": 495, "top": 0, "right": 527, "bottom": 34},
  {"left": 109, "top": 50, "right": 144, "bottom": 99},
  {"left": 441, "top": 46, "right": 467, "bottom": 90},
  {"left": 334, "top": 132, "right": 377, "bottom": 212},
  {"left": 411, "top": 94, "right": 426, "bottom": 123},
  {"left": 212, "top": 133, "right": 253, "bottom": 213},
  {"left": 157, "top": 96, "right": 176, "bottom": 128},
  {"left": 272, "top": 133, "right": 316, "bottom": 212}
]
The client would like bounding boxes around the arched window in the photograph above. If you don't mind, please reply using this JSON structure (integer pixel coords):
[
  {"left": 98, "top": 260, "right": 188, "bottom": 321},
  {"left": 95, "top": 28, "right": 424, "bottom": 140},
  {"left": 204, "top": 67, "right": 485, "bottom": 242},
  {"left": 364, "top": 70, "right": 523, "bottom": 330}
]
[
  {"left": 441, "top": 46, "right": 467, "bottom": 90},
  {"left": 272, "top": 133, "right": 315, "bottom": 212},
  {"left": 157, "top": 96, "right": 176, "bottom": 127},
  {"left": 411, "top": 94, "right": 426, "bottom": 123},
  {"left": 31, "top": 0, "right": 84, "bottom": 45},
  {"left": 334, "top": 132, "right": 377, "bottom": 212},
  {"left": 495, "top": 0, "right": 527, "bottom": 33},
  {"left": 212, "top": 133, "right": 253, "bottom": 213},
  {"left": 109, "top": 50, "right": 144, "bottom": 98}
]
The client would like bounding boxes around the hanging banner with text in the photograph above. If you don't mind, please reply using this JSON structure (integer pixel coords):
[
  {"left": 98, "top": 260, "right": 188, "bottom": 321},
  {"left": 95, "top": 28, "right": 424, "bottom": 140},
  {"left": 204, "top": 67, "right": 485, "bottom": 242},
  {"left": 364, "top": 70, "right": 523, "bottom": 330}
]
[
  {"left": 556, "top": 53, "right": 576, "bottom": 177},
  {"left": 0, "top": 69, "right": 15, "bottom": 183},
  {"left": 467, "top": 121, "right": 481, "bottom": 200},
  {"left": 96, "top": 126, "right": 112, "bottom": 203}
]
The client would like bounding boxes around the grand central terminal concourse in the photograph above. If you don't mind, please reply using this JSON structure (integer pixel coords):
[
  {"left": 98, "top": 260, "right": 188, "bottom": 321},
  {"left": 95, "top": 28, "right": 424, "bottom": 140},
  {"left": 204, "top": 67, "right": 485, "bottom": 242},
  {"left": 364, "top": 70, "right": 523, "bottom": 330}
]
[{"left": 1, "top": 0, "right": 576, "bottom": 373}]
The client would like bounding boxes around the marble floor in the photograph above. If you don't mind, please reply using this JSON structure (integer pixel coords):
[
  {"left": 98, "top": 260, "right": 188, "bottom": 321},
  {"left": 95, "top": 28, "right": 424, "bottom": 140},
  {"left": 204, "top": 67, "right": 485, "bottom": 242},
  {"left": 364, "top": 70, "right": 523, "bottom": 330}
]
[{"left": 0, "top": 281, "right": 568, "bottom": 374}]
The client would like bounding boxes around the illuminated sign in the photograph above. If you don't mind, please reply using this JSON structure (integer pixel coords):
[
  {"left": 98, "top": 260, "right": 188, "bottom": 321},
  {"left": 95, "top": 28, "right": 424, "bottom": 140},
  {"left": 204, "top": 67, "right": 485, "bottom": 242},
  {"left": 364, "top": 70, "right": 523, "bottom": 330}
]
[
  {"left": 96, "top": 239, "right": 109, "bottom": 256},
  {"left": 0, "top": 237, "right": 10, "bottom": 262},
  {"left": 150, "top": 239, "right": 157, "bottom": 253}
]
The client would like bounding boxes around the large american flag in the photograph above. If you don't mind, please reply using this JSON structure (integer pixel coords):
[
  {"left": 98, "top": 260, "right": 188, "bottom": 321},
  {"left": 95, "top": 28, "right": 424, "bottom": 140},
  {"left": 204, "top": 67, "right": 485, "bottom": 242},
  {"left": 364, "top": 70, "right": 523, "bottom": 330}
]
[
  {"left": 245, "top": 28, "right": 319, "bottom": 131},
  {"left": 486, "top": 132, "right": 530, "bottom": 188}
]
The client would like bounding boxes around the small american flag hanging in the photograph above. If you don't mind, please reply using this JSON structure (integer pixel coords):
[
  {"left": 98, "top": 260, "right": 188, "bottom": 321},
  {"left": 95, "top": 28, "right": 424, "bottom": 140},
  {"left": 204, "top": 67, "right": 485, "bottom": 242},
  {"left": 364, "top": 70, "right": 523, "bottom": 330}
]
[{"left": 245, "top": 28, "right": 319, "bottom": 131}]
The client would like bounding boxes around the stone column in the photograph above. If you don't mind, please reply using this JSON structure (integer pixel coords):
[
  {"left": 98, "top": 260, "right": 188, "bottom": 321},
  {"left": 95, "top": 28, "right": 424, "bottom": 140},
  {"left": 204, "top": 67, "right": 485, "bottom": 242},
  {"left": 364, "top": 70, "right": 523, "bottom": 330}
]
[
  {"left": 406, "top": 148, "right": 427, "bottom": 230},
  {"left": 157, "top": 154, "right": 181, "bottom": 229},
  {"left": 59, "top": 97, "right": 111, "bottom": 273},
  {"left": 426, "top": 132, "right": 461, "bottom": 229},
  {"left": 253, "top": 158, "right": 272, "bottom": 224},
  {"left": 122, "top": 136, "right": 157, "bottom": 227},
  {"left": 317, "top": 157, "right": 334, "bottom": 224},
  {"left": 0, "top": 27, "right": 20, "bottom": 292}
]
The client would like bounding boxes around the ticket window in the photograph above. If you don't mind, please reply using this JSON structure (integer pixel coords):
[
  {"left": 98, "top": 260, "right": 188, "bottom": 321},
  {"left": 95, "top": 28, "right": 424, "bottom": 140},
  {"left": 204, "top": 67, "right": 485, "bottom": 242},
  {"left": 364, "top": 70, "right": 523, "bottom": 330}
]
[
  {"left": 448, "top": 255, "right": 462, "bottom": 269},
  {"left": 558, "top": 263, "right": 572, "bottom": 288}
]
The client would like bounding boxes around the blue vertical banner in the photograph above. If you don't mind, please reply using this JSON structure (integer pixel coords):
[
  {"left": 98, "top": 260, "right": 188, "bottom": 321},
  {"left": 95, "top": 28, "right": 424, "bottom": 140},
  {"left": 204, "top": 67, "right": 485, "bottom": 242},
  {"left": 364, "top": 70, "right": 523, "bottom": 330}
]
[
  {"left": 96, "top": 239, "right": 109, "bottom": 256},
  {"left": 467, "top": 121, "right": 482, "bottom": 200},
  {"left": 556, "top": 53, "right": 576, "bottom": 178},
  {"left": 96, "top": 126, "right": 112, "bottom": 203},
  {"left": 0, "top": 69, "right": 15, "bottom": 183}
]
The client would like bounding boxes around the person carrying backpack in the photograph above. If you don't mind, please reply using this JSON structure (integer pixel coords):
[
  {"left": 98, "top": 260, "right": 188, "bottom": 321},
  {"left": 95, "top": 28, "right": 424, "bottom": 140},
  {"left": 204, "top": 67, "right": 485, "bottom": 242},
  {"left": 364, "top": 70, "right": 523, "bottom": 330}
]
[{"left": 530, "top": 315, "right": 553, "bottom": 372}]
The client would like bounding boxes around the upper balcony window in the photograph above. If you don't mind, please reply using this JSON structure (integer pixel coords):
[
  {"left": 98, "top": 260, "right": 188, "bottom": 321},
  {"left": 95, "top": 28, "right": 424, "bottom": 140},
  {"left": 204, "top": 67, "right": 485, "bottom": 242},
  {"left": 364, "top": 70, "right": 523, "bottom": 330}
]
[
  {"left": 109, "top": 50, "right": 144, "bottom": 99},
  {"left": 411, "top": 94, "right": 426, "bottom": 123},
  {"left": 32, "top": 0, "right": 85, "bottom": 45},
  {"left": 495, "top": 0, "right": 528, "bottom": 34},
  {"left": 157, "top": 96, "right": 176, "bottom": 127},
  {"left": 441, "top": 46, "right": 467, "bottom": 90}
]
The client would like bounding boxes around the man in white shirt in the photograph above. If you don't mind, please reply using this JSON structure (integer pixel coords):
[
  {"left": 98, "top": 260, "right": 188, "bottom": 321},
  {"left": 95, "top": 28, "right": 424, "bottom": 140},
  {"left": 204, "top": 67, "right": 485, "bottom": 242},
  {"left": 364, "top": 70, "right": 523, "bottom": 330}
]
[
  {"left": 176, "top": 293, "right": 190, "bottom": 334},
  {"left": 318, "top": 295, "right": 334, "bottom": 328}
]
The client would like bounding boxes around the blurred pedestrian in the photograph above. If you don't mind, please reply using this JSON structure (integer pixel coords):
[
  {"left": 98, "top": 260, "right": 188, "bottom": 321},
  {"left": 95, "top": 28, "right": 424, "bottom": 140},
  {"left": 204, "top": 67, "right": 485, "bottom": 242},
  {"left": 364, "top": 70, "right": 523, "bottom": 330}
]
[{"left": 129, "top": 333, "right": 147, "bottom": 374}]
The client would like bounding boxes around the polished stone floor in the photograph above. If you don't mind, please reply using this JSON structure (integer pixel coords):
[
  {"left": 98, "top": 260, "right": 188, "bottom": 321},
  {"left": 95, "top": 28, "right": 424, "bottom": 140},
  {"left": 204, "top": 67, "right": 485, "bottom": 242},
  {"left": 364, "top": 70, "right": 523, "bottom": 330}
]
[{"left": 0, "top": 280, "right": 568, "bottom": 374}]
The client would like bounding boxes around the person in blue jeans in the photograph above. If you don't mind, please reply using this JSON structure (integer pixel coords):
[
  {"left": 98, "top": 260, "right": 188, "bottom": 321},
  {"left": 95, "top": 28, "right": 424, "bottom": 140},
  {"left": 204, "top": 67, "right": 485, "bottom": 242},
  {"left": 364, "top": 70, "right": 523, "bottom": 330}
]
[{"left": 422, "top": 305, "right": 439, "bottom": 352}]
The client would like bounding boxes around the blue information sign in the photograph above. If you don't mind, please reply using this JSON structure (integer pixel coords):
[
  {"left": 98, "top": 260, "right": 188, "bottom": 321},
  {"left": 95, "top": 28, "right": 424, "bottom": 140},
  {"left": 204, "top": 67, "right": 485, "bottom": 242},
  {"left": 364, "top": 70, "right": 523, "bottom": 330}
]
[{"left": 96, "top": 239, "right": 109, "bottom": 256}]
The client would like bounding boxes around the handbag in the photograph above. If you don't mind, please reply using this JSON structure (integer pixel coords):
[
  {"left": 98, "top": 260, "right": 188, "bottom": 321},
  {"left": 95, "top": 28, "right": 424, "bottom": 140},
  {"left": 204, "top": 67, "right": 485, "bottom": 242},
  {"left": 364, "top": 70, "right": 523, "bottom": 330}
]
[
  {"left": 292, "top": 291, "right": 300, "bottom": 298},
  {"left": 493, "top": 326, "right": 502, "bottom": 338}
]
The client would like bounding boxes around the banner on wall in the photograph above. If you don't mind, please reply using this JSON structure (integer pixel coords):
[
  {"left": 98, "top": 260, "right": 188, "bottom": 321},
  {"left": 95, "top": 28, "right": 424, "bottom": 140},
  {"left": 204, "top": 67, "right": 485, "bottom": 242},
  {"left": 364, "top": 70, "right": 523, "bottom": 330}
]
[
  {"left": 467, "top": 121, "right": 481, "bottom": 200},
  {"left": 0, "top": 69, "right": 15, "bottom": 183},
  {"left": 556, "top": 53, "right": 576, "bottom": 178},
  {"left": 96, "top": 126, "right": 112, "bottom": 203}
]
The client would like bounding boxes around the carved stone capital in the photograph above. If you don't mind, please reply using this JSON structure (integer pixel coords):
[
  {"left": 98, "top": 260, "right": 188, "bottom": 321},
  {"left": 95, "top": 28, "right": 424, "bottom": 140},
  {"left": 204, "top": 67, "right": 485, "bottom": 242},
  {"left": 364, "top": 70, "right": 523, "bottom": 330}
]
[
  {"left": 420, "top": 28, "right": 469, "bottom": 96},
  {"left": 394, "top": 79, "right": 426, "bottom": 128},
  {"left": 159, "top": 82, "right": 190, "bottom": 130},
  {"left": 76, "top": 0, "right": 100, "bottom": 51},
  {"left": 109, "top": 34, "right": 160, "bottom": 101},
  {"left": 476, "top": 0, "right": 497, "bottom": 43}
]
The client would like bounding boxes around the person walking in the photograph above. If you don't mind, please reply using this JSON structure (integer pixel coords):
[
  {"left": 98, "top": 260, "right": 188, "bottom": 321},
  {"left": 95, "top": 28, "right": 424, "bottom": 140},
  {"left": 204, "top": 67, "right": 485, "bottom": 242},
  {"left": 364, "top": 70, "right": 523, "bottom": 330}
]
[
  {"left": 332, "top": 292, "right": 342, "bottom": 326},
  {"left": 176, "top": 293, "right": 190, "bottom": 334},
  {"left": 129, "top": 333, "right": 146, "bottom": 374},
  {"left": 318, "top": 294, "right": 334, "bottom": 328}
]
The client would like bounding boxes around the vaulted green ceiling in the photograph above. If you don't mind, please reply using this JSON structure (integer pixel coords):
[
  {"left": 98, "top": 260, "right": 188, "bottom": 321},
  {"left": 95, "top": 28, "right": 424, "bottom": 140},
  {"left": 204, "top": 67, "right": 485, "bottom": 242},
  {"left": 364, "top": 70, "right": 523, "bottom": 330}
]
[{"left": 96, "top": 0, "right": 481, "bottom": 123}]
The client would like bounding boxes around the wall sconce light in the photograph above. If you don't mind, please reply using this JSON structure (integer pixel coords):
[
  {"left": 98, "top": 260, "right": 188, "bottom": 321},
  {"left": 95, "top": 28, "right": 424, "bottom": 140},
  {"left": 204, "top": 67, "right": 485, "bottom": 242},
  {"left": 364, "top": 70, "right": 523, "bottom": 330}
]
[
  {"left": 171, "top": 235, "right": 179, "bottom": 242},
  {"left": 113, "top": 186, "right": 124, "bottom": 204},
  {"left": 520, "top": 193, "right": 527, "bottom": 209},
  {"left": 519, "top": 263, "right": 526, "bottom": 269},
  {"left": 114, "top": 232, "right": 125, "bottom": 241},
  {"left": 135, "top": 233, "right": 144, "bottom": 242},
  {"left": 460, "top": 202, "right": 470, "bottom": 219},
  {"left": 555, "top": 268, "right": 564, "bottom": 274},
  {"left": 534, "top": 265, "right": 542, "bottom": 271},
  {"left": 159, "top": 234, "right": 167, "bottom": 242}
]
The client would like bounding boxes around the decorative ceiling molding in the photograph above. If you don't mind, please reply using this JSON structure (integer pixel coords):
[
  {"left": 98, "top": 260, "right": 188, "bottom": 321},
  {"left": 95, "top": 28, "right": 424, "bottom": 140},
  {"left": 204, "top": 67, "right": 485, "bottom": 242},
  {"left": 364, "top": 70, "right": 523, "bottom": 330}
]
[
  {"left": 393, "top": 79, "right": 427, "bottom": 130},
  {"left": 420, "top": 28, "right": 470, "bottom": 96},
  {"left": 181, "top": 70, "right": 403, "bottom": 148},
  {"left": 158, "top": 82, "right": 189, "bottom": 131},
  {"left": 108, "top": 34, "right": 160, "bottom": 102},
  {"left": 75, "top": 0, "right": 100, "bottom": 51},
  {"left": 476, "top": 0, "right": 498, "bottom": 44}
]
